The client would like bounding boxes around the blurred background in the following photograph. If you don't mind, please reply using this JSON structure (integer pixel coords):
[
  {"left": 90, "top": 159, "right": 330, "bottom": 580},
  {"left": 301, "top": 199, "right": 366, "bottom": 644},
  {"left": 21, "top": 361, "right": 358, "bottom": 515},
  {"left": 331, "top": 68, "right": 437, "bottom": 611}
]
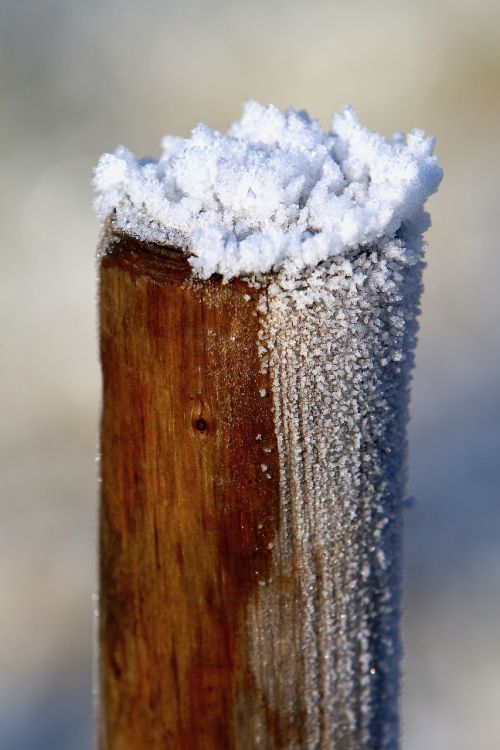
[{"left": 1, "top": 0, "right": 499, "bottom": 747}]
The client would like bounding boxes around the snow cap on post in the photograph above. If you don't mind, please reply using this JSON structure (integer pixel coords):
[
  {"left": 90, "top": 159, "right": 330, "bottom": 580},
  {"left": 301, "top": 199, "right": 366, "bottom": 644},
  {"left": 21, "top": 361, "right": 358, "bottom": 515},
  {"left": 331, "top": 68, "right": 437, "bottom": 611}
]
[{"left": 93, "top": 100, "right": 442, "bottom": 281}]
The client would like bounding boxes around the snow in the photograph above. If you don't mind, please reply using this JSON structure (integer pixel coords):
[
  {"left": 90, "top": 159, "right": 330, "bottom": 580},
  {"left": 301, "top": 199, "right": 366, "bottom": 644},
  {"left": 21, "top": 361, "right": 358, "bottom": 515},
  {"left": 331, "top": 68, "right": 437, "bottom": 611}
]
[{"left": 94, "top": 101, "right": 442, "bottom": 281}]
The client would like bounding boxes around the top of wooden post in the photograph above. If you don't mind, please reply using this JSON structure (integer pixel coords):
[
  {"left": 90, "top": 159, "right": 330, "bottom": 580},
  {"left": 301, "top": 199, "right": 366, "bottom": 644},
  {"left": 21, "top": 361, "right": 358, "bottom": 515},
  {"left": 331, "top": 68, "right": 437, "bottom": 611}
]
[{"left": 94, "top": 100, "right": 442, "bottom": 284}]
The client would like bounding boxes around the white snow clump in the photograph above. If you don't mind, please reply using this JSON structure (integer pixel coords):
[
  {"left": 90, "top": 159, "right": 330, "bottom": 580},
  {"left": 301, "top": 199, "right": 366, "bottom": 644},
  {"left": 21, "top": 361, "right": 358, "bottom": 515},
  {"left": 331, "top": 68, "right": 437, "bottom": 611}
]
[{"left": 94, "top": 101, "right": 442, "bottom": 280}]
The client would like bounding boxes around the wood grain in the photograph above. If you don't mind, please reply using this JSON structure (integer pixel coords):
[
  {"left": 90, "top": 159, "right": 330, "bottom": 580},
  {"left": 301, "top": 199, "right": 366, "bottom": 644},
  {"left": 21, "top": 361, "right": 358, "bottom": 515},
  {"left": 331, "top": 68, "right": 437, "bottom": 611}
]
[{"left": 98, "top": 232, "right": 282, "bottom": 749}]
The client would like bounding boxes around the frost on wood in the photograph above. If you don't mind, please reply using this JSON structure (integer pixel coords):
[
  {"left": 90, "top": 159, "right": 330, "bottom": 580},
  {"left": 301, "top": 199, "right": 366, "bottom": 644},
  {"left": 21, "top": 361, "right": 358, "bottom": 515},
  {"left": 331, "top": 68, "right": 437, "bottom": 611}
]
[
  {"left": 245, "top": 240, "right": 422, "bottom": 749},
  {"left": 93, "top": 101, "right": 442, "bottom": 281}
]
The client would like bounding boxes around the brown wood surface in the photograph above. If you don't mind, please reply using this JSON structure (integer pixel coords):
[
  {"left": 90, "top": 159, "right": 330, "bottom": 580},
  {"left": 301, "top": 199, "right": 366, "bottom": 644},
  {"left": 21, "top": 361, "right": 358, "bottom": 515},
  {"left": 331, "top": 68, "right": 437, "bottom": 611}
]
[{"left": 98, "top": 233, "right": 283, "bottom": 749}]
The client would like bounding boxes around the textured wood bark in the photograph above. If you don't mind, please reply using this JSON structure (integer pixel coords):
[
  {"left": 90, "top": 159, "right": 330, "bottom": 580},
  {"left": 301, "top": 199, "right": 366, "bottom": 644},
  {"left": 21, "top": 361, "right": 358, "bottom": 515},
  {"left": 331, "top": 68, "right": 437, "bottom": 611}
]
[{"left": 98, "top": 232, "right": 282, "bottom": 749}]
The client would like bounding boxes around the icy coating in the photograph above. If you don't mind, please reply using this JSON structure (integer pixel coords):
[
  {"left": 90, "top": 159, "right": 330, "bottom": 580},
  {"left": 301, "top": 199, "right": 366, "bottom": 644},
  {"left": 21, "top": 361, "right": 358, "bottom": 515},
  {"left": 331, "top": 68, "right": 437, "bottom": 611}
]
[
  {"left": 93, "top": 101, "right": 442, "bottom": 280},
  {"left": 245, "top": 239, "right": 423, "bottom": 749}
]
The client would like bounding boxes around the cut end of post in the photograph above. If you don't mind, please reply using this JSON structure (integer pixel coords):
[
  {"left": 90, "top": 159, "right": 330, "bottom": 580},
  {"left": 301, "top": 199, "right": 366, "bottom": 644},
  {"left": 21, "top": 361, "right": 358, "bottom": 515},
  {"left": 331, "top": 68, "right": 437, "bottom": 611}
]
[{"left": 96, "top": 103, "right": 442, "bottom": 749}]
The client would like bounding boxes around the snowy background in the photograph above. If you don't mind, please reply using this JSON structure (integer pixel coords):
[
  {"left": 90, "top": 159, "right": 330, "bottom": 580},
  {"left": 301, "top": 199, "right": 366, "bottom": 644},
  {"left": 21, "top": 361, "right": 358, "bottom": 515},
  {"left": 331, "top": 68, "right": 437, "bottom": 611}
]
[{"left": 1, "top": 1, "right": 499, "bottom": 748}]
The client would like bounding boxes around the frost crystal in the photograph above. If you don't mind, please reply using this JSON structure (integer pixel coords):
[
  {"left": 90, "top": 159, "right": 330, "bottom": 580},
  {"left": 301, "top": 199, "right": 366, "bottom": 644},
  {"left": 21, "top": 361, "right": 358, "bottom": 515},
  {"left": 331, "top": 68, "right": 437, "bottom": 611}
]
[
  {"left": 247, "top": 242, "right": 424, "bottom": 748},
  {"left": 93, "top": 101, "right": 442, "bottom": 281}
]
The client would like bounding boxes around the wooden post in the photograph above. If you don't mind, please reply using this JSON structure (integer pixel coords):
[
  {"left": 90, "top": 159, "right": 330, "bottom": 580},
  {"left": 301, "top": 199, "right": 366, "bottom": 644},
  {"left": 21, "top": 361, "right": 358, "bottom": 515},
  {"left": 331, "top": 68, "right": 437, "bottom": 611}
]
[{"left": 99, "top": 230, "right": 414, "bottom": 749}]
